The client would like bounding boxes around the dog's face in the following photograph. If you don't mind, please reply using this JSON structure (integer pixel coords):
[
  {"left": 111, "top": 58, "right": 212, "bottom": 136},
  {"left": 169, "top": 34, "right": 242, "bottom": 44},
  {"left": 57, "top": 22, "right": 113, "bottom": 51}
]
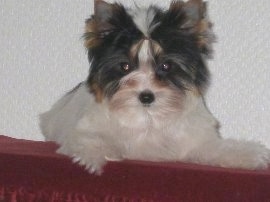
[{"left": 84, "top": 0, "right": 213, "bottom": 117}]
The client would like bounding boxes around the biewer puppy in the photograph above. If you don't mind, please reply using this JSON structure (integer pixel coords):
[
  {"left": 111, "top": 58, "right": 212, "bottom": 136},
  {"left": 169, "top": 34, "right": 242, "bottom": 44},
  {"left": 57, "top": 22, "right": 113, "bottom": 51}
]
[{"left": 40, "top": 0, "right": 270, "bottom": 174}]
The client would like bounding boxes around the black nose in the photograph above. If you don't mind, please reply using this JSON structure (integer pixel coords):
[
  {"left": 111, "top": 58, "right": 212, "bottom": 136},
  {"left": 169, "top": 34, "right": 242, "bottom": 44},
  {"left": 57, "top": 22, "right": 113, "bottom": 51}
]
[{"left": 139, "top": 91, "right": 155, "bottom": 105}]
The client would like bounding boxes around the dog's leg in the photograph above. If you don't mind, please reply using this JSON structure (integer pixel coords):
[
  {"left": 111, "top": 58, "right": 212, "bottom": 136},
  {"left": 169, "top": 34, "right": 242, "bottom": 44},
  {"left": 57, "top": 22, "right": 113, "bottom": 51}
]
[
  {"left": 57, "top": 134, "right": 122, "bottom": 175},
  {"left": 186, "top": 138, "right": 270, "bottom": 169}
]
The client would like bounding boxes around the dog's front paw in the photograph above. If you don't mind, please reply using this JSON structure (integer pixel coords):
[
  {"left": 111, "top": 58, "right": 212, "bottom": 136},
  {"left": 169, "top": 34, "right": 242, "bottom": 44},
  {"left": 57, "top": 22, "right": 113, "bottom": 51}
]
[
  {"left": 191, "top": 139, "right": 270, "bottom": 170},
  {"left": 215, "top": 140, "right": 270, "bottom": 170},
  {"left": 72, "top": 154, "right": 107, "bottom": 175},
  {"left": 57, "top": 145, "right": 108, "bottom": 175},
  {"left": 239, "top": 143, "right": 270, "bottom": 170}
]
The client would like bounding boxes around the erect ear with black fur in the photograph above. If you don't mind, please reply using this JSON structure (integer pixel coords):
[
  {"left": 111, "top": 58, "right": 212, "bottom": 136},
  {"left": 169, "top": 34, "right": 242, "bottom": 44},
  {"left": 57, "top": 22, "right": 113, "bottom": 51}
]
[
  {"left": 170, "top": 0, "right": 215, "bottom": 56},
  {"left": 94, "top": 0, "right": 113, "bottom": 22},
  {"left": 84, "top": 0, "right": 116, "bottom": 49}
]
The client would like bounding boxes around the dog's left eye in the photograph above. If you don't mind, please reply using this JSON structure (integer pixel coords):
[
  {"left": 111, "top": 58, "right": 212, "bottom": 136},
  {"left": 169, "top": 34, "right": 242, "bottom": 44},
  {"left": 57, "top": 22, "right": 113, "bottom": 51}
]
[
  {"left": 158, "top": 63, "right": 172, "bottom": 74},
  {"left": 160, "top": 63, "right": 171, "bottom": 72},
  {"left": 156, "top": 62, "right": 174, "bottom": 78}
]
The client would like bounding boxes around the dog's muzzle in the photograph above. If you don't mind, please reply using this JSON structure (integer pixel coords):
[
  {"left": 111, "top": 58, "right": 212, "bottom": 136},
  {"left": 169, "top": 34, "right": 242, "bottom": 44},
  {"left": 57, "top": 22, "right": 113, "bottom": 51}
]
[{"left": 138, "top": 90, "right": 155, "bottom": 106}]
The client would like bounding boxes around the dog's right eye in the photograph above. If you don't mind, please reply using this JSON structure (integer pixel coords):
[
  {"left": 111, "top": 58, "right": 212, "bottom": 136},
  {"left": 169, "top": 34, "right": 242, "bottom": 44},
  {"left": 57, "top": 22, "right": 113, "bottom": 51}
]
[{"left": 120, "top": 62, "right": 132, "bottom": 73}]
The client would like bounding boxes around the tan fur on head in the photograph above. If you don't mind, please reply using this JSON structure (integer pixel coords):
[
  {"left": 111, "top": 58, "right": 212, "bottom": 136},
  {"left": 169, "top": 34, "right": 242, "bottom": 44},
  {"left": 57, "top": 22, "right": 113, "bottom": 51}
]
[
  {"left": 89, "top": 82, "right": 104, "bottom": 103},
  {"left": 84, "top": 18, "right": 100, "bottom": 49},
  {"left": 84, "top": 0, "right": 116, "bottom": 49},
  {"left": 85, "top": 0, "right": 214, "bottom": 52},
  {"left": 185, "top": 0, "right": 214, "bottom": 53}
]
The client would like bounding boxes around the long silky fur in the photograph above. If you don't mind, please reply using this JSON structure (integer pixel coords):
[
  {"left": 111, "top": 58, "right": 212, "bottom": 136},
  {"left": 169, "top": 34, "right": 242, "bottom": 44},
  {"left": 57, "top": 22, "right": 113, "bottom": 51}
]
[{"left": 40, "top": 0, "right": 270, "bottom": 174}]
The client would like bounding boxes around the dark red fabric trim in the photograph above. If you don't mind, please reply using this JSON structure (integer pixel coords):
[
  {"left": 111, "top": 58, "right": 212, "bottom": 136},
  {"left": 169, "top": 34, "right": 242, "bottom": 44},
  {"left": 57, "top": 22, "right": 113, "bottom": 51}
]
[{"left": 0, "top": 135, "right": 270, "bottom": 202}]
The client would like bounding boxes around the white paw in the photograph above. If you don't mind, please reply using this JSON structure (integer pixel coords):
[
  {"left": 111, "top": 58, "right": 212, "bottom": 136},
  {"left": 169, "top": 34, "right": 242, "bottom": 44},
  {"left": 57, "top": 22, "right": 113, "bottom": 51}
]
[
  {"left": 217, "top": 141, "right": 270, "bottom": 170},
  {"left": 191, "top": 139, "right": 270, "bottom": 170},
  {"left": 72, "top": 154, "right": 107, "bottom": 175},
  {"left": 240, "top": 145, "right": 270, "bottom": 169},
  {"left": 57, "top": 145, "right": 108, "bottom": 175}
]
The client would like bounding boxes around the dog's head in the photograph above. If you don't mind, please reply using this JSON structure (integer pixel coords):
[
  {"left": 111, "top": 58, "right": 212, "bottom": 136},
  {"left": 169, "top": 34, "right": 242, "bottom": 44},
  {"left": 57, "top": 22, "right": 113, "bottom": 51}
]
[{"left": 83, "top": 0, "right": 214, "bottom": 117}]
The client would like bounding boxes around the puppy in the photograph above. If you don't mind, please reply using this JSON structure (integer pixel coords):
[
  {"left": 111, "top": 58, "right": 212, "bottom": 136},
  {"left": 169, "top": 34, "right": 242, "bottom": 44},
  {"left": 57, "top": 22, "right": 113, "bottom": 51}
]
[{"left": 40, "top": 0, "right": 270, "bottom": 174}]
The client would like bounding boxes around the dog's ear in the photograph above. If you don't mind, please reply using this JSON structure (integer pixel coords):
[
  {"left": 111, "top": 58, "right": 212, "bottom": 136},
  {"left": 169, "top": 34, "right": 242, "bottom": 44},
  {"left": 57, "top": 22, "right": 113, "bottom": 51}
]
[
  {"left": 94, "top": 0, "right": 114, "bottom": 25},
  {"left": 182, "top": 0, "right": 205, "bottom": 24},
  {"left": 169, "top": 0, "right": 215, "bottom": 56},
  {"left": 84, "top": 0, "right": 116, "bottom": 49}
]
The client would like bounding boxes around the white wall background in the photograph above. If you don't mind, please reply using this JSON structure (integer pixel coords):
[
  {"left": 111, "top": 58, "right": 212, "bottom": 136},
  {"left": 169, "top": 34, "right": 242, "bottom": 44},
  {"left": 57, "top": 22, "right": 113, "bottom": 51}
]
[{"left": 0, "top": 0, "right": 269, "bottom": 147}]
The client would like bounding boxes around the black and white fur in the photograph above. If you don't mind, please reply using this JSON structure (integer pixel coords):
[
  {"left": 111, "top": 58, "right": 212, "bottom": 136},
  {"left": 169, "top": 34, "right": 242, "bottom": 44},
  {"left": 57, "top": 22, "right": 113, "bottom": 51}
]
[{"left": 40, "top": 0, "right": 270, "bottom": 174}]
